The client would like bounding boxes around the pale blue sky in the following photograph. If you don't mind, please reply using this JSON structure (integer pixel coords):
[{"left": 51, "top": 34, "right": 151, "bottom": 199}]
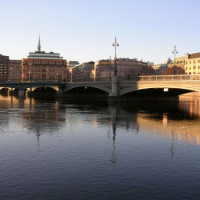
[{"left": 0, "top": 0, "right": 200, "bottom": 64}]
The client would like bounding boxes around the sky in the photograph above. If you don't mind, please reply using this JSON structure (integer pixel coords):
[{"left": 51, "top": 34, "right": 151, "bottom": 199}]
[{"left": 1, "top": 0, "right": 200, "bottom": 64}]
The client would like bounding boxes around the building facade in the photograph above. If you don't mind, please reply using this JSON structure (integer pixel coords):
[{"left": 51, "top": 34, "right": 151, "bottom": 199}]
[
  {"left": 67, "top": 61, "right": 79, "bottom": 81},
  {"left": 166, "top": 56, "right": 186, "bottom": 74},
  {"left": 22, "top": 38, "right": 67, "bottom": 81},
  {"left": 184, "top": 53, "right": 200, "bottom": 75},
  {"left": 70, "top": 61, "right": 94, "bottom": 82},
  {"left": 167, "top": 52, "right": 200, "bottom": 75},
  {"left": 94, "top": 58, "right": 155, "bottom": 80},
  {"left": 152, "top": 58, "right": 172, "bottom": 74},
  {"left": 0, "top": 54, "right": 9, "bottom": 82},
  {"left": 69, "top": 58, "right": 155, "bottom": 82},
  {"left": 8, "top": 60, "right": 21, "bottom": 81}
]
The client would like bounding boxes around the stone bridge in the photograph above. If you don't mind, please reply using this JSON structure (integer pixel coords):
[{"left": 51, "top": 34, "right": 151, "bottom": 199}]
[
  {"left": 1, "top": 75, "right": 200, "bottom": 98},
  {"left": 64, "top": 75, "right": 200, "bottom": 97},
  {"left": 0, "top": 81, "right": 63, "bottom": 98}
]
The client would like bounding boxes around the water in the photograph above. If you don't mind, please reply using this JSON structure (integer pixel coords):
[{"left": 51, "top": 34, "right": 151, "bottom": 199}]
[{"left": 0, "top": 95, "right": 200, "bottom": 200}]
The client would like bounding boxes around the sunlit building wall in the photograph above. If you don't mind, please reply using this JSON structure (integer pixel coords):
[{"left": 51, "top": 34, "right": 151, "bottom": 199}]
[
  {"left": 184, "top": 53, "right": 200, "bottom": 75},
  {"left": 67, "top": 61, "right": 79, "bottom": 81},
  {"left": 70, "top": 61, "right": 94, "bottom": 82},
  {"left": 168, "top": 52, "right": 200, "bottom": 75},
  {"left": 94, "top": 58, "right": 155, "bottom": 80},
  {"left": 168, "top": 56, "right": 186, "bottom": 69},
  {"left": 22, "top": 38, "right": 67, "bottom": 81}
]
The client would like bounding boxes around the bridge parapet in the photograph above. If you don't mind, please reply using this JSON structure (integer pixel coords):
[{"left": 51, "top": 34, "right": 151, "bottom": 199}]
[
  {"left": 1, "top": 75, "right": 200, "bottom": 98},
  {"left": 139, "top": 75, "right": 200, "bottom": 81}
]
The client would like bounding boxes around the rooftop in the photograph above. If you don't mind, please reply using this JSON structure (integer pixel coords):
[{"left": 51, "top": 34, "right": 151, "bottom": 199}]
[
  {"left": 27, "top": 51, "right": 63, "bottom": 60},
  {"left": 188, "top": 52, "right": 200, "bottom": 59}
]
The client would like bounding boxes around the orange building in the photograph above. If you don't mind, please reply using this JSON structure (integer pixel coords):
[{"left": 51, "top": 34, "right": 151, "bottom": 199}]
[{"left": 22, "top": 37, "right": 67, "bottom": 81}]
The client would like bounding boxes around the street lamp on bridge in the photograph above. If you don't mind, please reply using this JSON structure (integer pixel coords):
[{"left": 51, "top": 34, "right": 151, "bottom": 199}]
[
  {"left": 110, "top": 37, "right": 119, "bottom": 97},
  {"left": 172, "top": 45, "right": 178, "bottom": 60},
  {"left": 112, "top": 37, "right": 119, "bottom": 75}
]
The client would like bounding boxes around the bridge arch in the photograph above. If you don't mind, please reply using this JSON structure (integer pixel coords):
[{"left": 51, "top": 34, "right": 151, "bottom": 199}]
[
  {"left": 30, "top": 86, "right": 58, "bottom": 93},
  {"left": 25, "top": 85, "right": 59, "bottom": 92},
  {"left": 64, "top": 84, "right": 111, "bottom": 94},
  {"left": 0, "top": 87, "right": 11, "bottom": 92},
  {"left": 120, "top": 84, "right": 196, "bottom": 96}
]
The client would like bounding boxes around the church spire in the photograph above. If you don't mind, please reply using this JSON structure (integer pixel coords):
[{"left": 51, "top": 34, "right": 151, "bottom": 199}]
[{"left": 37, "top": 34, "right": 41, "bottom": 52}]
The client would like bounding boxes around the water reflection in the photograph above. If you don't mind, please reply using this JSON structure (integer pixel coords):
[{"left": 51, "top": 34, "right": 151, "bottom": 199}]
[
  {"left": 1, "top": 95, "right": 200, "bottom": 199},
  {"left": 1, "top": 95, "right": 200, "bottom": 151},
  {"left": 109, "top": 105, "right": 117, "bottom": 164},
  {"left": 179, "top": 97, "right": 200, "bottom": 118}
]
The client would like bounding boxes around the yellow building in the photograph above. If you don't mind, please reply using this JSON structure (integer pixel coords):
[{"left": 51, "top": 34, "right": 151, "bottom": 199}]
[
  {"left": 184, "top": 53, "right": 200, "bottom": 75},
  {"left": 167, "top": 52, "right": 200, "bottom": 75}
]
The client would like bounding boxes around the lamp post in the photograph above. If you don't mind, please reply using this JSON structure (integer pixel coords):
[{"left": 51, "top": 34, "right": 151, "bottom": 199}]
[
  {"left": 112, "top": 37, "right": 119, "bottom": 75},
  {"left": 109, "top": 37, "right": 119, "bottom": 97},
  {"left": 172, "top": 45, "right": 178, "bottom": 60}
]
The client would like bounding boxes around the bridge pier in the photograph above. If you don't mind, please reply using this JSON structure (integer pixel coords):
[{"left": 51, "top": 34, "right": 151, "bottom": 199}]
[
  {"left": 56, "top": 85, "right": 65, "bottom": 97},
  {"left": 18, "top": 89, "right": 25, "bottom": 98},
  {"left": 109, "top": 75, "right": 119, "bottom": 97}
]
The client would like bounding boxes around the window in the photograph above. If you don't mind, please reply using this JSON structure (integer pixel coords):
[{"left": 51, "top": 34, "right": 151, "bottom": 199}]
[{"left": 193, "top": 66, "right": 196, "bottom": 69}]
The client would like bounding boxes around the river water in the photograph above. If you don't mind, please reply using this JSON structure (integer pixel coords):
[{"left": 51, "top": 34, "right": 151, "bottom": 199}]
[{"left": 0, "top": 94, "right": 200, "bottom": 200}]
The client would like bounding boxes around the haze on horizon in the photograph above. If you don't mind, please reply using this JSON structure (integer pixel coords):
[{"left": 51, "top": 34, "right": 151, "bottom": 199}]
[{"left": 0, "top": 0, "right": 200, "bottom": 64}]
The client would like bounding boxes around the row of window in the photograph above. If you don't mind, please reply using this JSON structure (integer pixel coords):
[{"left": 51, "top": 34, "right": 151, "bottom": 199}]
[
  {"left": 24, "top": 70, "right": 63, "bottom": 73},
  {"left": 188, "top": 60, "right": 200, "bottom": 64},
  {"left": 25, "top": 72, "right": 62, "bottom": 75},
  {"left": 186, "top": 66, "right": 200, "bottom": 70},
  {"left": 188, "top": 72, "right": 200, "bottom": 74},
  {"left": 24, "top": 62, "right": 65, "bottom": 65}
]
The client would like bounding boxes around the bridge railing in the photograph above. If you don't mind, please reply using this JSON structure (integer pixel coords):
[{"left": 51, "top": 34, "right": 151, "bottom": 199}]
[
  {"left": 69, "top": 77, "right": 112, "bottom": 82},
  {"left": 138, "top": 74, "right": 200, "bottom": 81},
  {"left": 6, "top": 80, "right": 63, "bottom": 83},
  {"left": 3, "top": 74, "right": 200, "bottom": 85}
]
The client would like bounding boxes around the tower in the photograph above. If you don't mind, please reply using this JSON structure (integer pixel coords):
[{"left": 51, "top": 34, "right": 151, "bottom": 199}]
[{"left": 37, "top": 35, "right": 41, "bottom": 52}]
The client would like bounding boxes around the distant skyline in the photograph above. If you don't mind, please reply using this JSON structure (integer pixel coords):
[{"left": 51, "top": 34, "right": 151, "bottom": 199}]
[{"left": 1, "top": 0, "right": 200, "bottom": 64}]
